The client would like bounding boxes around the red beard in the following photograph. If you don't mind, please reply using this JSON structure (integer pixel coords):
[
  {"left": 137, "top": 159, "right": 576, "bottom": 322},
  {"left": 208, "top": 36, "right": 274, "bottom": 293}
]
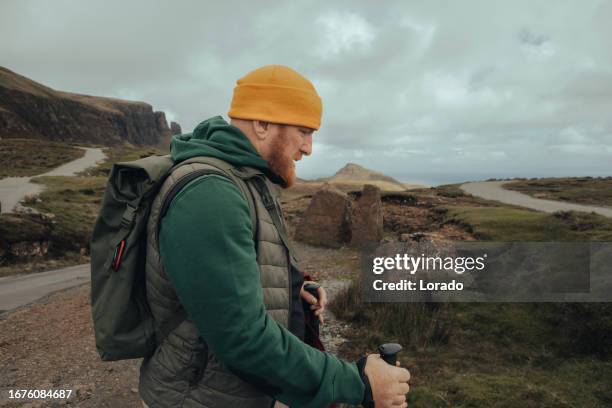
[{"left": 267, "top": 129, "right": 296, "bottom": 189}]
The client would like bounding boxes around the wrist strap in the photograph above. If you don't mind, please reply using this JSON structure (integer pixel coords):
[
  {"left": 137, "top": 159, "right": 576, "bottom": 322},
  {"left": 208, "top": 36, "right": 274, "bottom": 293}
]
[{"left": 356, "top": 356, "right": 374, "bottom": 408}]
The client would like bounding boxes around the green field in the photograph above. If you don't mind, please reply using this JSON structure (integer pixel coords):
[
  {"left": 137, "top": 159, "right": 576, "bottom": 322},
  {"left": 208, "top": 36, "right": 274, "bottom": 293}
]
[
  {"left": 0, "top": 138, "right": 86, "bottom": 178},
  {"left": 331, "top": 186, "right": 612, "bottom": 408},
  {"left": 505, "top": 177, "right": 612, "bottom": 207},
  {"left": 443, "top": 205, "right": 612, "bottom": 241}
]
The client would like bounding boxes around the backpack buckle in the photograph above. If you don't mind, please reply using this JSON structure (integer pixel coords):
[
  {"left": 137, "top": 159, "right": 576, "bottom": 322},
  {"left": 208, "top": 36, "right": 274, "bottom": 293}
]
[
  {"left": 254, "top": 178, "right": 276, "bottom": 212},
  {"left": 121, "top": 203, "right": 138, "bottom": 227},
  {"left": 261, "top": 191, "right": 276, "bottom": 212}
]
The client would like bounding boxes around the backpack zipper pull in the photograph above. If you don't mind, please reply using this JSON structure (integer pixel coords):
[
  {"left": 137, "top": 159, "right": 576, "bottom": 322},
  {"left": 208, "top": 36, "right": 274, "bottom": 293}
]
[{"left": 111, "top": 239, "right": 126, "bottom": 271}]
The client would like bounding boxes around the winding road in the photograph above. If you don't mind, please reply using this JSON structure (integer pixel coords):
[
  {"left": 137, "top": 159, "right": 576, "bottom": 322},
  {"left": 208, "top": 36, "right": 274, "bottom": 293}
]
[
  {"left": 0, "top": 264, "right": 90, "bottom": 312},
  {"left": 0, "top": 147, "right": 106, "bottom": 312},
  {"left": 461, "top": 181, "right": 612, "bottom": 218},
  {"left": 0, "top": 147, "right": 106, "bottom": 214}
]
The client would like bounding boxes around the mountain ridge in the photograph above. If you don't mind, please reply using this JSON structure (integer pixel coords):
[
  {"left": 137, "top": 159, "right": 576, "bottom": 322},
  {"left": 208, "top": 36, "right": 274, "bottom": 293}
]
[
  {"left": 296, "top": 162, "right": 421, "bottom": 193},
  {"left": 313, "top": 162, "right": 406, "bottom": 187},
  {"left": 329, "top": 162, "right": 404, "bottom": 185}
]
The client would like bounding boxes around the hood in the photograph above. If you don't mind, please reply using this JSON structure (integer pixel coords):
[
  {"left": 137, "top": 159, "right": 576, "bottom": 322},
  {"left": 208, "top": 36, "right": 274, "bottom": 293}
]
[{"left": 170, "top": 116, "right": 270, "bottom": 171}]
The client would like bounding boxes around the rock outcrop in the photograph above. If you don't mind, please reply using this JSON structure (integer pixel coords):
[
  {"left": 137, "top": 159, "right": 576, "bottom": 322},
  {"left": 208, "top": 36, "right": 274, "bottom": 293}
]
[
  {"left": 0, "top": 66, "right": 179, "bottom": 146},
  {"left": 0, "top": 213, "right": 52, "bottom": 262},
  {"left": 295, "top": 183, "right": 387, "bottom": 248},
  {"left": 350, "top": 184, "right": 383, "bottom": 246},
  {"left": 295, "top": 184, "right": 351, "bottom": 248},
  {"left": 170, "top": 121, "right": 182, "bottom": 135}
]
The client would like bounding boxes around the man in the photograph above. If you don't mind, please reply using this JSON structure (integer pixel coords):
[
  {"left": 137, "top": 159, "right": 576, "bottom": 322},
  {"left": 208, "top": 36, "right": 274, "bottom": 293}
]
[{"left": 139, "top": 65, "right": 410, "bottom": 407}]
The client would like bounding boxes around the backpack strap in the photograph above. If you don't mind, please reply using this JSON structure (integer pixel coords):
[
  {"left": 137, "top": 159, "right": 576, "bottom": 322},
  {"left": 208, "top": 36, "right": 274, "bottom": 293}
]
[
  {"left": 156, "top": 157, "right": 258, "bottom": 242},
  {"left": 176, "top": 156, "right": 260, "bottom": 228},
  {"left": 249, "top": 176, "right": 299, "bottom": 264},
  {"left": 153, "top": 157, "right": 260, "bottom": 343}
]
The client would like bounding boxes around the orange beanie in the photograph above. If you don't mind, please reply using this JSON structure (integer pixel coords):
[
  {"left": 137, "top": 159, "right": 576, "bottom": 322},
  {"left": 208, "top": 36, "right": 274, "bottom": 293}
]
[{"left": 228, "top": 65, "right": 322, "bottom": 130}]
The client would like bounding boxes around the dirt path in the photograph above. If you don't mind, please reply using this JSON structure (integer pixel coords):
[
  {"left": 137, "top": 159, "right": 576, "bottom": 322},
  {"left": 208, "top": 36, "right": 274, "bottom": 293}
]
[
  {"left": 461, "top": 181, "right": 612, "bottom": 218},
  {"left": 0, "top": 147, "right": 106, "bottom": 214},
  {"left": 0, "top": 284, "right": 141, "bottom": 408},
  {"left": 318, "top": 279, "right": 352, "bottom": 357}
]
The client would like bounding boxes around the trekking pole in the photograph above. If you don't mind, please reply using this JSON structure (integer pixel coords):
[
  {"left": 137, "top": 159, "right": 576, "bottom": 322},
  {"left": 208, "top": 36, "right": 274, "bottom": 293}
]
[{"left": 362, "top": 344, "right": 404, "bottom": 408}]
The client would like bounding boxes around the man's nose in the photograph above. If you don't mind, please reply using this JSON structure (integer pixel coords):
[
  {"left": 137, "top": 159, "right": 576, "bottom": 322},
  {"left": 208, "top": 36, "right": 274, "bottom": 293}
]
[{"left": 300, "top": 134, "right": 313, "bottom": 156}]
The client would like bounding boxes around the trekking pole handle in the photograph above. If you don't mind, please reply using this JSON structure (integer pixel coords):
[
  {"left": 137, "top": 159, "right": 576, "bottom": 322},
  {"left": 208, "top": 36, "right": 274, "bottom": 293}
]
[
  {"left": 303, "top": 282, "right": 320, "bottom": 298},
  {"left": 361, "top": 343, "right": 404, "bottom": 408},
  {"left": 378, "top": 343, "right": 402, "bottom": 365}
]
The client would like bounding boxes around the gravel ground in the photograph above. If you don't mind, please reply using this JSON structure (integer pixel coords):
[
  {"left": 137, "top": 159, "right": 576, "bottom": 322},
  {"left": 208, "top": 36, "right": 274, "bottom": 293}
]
[
  {"left": 0, "top": 284, "right": 141, "bottom": 408},
  {"left": 318, "top": 279, "right": 352, "bottom": 357}
]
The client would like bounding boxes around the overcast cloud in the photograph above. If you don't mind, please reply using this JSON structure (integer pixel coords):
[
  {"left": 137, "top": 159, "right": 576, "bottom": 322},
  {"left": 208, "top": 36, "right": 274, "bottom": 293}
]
[{"left": 1, "top": 0, "right": 611, "bottom": 185}]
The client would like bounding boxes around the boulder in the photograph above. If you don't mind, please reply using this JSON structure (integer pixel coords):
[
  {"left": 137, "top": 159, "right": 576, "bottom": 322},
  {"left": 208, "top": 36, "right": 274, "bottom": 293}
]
[
  {"left": 0, "top": 213, "right": 52, "bottom": 262},
  {"left": 10, "top": 240, "right": 50, "bottom": 257},
  {"left": 350, "top": 184, "right": 383, "bottom": 246},
  {"left": 295, "top": 184, "right": 351, "bottom": 248}
]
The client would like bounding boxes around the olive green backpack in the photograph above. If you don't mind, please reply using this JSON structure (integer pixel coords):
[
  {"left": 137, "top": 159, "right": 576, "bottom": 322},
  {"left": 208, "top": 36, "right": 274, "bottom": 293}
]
[{"left": 90, "top": 155, "right": 257, "bottom": 361}]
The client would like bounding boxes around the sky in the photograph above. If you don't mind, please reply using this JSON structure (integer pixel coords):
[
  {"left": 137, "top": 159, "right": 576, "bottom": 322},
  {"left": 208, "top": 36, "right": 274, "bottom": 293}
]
[{"left": 1, "top": 0, "right": 611, "bottom": 185}]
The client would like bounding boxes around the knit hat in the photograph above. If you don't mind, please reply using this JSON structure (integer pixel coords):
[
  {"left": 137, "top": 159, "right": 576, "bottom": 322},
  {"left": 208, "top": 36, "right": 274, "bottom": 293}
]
[{"left": 228, "top": 65, "right": 322, "bottom": 130}]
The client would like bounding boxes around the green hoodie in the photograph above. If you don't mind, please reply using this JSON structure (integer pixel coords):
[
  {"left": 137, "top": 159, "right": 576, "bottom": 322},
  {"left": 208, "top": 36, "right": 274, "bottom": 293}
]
[{"left": 159, "top": 116, "right": 365, "bottom": 407}]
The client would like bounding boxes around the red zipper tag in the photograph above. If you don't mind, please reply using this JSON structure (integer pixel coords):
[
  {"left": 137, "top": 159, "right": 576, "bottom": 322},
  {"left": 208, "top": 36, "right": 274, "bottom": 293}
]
[{"left": 111, "top": 239, "right": 126, "bottom": 271}]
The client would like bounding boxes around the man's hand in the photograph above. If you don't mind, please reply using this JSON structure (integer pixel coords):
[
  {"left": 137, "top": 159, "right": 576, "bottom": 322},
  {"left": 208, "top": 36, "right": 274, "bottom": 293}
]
[
  {"left": 364, "top": 354, "right": 410, "bottom": 408},
  {"left": 300, "top": 280, "right": 327, "bottom": 324}
]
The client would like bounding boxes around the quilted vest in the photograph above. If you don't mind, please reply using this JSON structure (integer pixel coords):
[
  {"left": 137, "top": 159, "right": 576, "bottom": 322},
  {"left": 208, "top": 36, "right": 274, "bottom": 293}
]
[{"left": 139, "top": 159, "right": 292, "bottom": 408}]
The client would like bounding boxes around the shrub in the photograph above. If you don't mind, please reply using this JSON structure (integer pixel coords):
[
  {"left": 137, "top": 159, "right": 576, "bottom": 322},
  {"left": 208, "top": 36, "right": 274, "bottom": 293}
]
[
  {"left": 330, "top": 274, "right": 455, "bottom": 348},
  {"left": 539, "top": 303, "right": 612, "bottom": 359},
  {"left": 436, "top": 185, "right": 465, "bottom": 198}
]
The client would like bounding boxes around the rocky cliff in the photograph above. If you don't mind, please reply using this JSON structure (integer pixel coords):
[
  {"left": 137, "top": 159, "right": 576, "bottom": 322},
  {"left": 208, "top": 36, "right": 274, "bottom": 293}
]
[
  {"left": 0, "top": 66, "right": 178, "bottom": 147},
  {"left": 170, "top": 121, "right": 182, "bottom": 135}
]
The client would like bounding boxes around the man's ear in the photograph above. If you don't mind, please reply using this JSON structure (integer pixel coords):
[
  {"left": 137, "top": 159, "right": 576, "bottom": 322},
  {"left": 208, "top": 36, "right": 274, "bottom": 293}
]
[{"left": 253, "top": 120, "right": 270, "bottom": 140}]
